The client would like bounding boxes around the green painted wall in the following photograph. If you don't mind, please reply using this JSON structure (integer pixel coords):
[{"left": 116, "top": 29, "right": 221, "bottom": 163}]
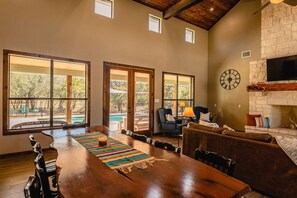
[{"left": 208, "top": 1, "right": 261, "bottom": 131}]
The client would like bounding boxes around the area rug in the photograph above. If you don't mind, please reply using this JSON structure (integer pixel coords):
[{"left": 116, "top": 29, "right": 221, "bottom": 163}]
[
  {"left": 275, "top": 135, "right": 297, "bottom": 166},
  {"left": 71, "top": 132, "right": 157, "bottom": 173}
]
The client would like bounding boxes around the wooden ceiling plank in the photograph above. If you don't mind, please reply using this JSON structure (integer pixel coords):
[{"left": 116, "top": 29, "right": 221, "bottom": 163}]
[{"left": 163, "top": 0, "right": 203, "bottom": 19}]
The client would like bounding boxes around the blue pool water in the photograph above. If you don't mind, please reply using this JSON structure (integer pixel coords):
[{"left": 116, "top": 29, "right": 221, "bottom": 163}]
[
  {"left": 110, "top": 115, "right": 124, "bottom": 121},
  {"left": 40, "top": 114, "right": 124, "bottom": 123}
]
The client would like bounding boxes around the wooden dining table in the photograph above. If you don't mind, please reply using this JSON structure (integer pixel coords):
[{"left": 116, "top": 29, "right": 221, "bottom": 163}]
[{"left": 43, "top": 125, "right": 251, "bottom": 198}]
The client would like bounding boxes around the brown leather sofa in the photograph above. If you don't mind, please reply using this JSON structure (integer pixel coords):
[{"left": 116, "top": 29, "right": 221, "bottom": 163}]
[{"left": 182, "top": 126, "right": 297, "bottom": 198}]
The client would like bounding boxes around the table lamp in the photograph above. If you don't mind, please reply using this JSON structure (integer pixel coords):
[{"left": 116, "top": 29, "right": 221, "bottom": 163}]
[
  {"left": 179, "top": 102, "right": 186, "bottom": 108},
  {"left": 183, "top": 107, "right": 195, "bottom": 118}
]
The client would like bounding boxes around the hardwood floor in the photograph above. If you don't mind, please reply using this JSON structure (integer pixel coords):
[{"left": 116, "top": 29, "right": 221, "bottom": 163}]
[
  {"left": 0, "top": 150, "right": 57, "bottom": 198},
  {"left": 0, "top": 134, "right": 269, "bottom": 198}
]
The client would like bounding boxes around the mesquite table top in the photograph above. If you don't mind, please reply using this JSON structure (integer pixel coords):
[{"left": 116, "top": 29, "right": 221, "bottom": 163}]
[{"left": 43, "top": 126, "right": 250, "bottom": 198}]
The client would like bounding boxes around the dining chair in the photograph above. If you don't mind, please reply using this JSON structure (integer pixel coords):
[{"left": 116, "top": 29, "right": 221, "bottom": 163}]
[
  {"left": 29, "top": 134, "right": 37, "bottom": 147},
  {"left": 153, "top": 140, "right": 181, "bottom": 153},
  {"left": 35, "top": 154, "right": 59, "bottom": 198},
  {"left": 121, "top": 129, "right": 153, "bottom": 144},
  {"left": 29, "top": 135, "right": 56, "bottom": 170},
  {"left": 32, "top": 142, "right": 56, "bottom": 176},
  {"left": 195, "top": 148, "right": 235, "bottom": 176},
  {"left": 121, "top": 129, "right": 133, "bottom": 137},
  {"left": 24, "top": 175, "right": 42, "bottom": 198},
  {"left": 132, "top": 133, "right": 153, "bottom": 144}
]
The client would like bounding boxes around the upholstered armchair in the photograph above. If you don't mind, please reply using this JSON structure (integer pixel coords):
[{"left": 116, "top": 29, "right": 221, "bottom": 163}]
[
  {"left": 158, "top": 108, "right": 185, "bottom": 135},
  {"left": 193, "top": 106, "right": 209, "bottom": 122}
]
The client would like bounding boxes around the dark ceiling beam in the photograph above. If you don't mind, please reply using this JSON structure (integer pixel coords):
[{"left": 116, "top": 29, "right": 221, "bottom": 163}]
[{"left": 163, "top": 0, "right": 203, "bottom": 19}]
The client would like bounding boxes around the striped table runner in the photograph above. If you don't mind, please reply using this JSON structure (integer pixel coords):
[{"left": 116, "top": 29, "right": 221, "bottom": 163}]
[{"left": 72, "top": 132, "right": 156, "bottom": 173}]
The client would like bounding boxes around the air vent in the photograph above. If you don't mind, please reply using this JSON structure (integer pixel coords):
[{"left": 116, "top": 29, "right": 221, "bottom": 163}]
[{"left": 241, "top": 50, "right": 251, "bottom": 58}]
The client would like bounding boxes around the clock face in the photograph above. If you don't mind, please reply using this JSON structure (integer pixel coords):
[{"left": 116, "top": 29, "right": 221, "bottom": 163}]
[{"left": 220, "top": 69, "right": 241, "bottom": 90}]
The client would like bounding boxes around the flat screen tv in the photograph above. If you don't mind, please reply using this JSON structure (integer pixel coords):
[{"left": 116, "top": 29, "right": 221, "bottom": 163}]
[{"left": 267, "top": 55, "right": 297, "bottom": 81}]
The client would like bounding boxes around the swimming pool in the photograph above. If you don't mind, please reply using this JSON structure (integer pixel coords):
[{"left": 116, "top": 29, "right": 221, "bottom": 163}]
[
  {"left": 110, "top": 114, "right": 124, "bottom": 122},
  {"left": 46, "top": 114, "right": 124, "bottom": 123}
]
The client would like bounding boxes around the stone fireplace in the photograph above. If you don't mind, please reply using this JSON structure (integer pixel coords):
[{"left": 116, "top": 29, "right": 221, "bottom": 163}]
[
  {"left": 245, "top": 3, "right": 297, "bottom": 137},
  {"left": 246, "top": 62, "right": 297, "bottom": 137}
]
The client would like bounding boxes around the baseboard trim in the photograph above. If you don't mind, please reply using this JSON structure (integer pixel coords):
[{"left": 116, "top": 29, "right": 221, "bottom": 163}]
[{"left": 0, "top": 148, "right": 53, "bottom": 158}]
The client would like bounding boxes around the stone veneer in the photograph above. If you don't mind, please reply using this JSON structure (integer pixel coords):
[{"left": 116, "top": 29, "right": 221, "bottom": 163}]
[
  {"left": 246, "top": 2, "right": 297, "bottom": 137},
  {"left": 249, "top": 91, "right": 297, "bottom": 128},
  {"left": 248, "top": 60, "right": 297, "bottom": 137},
  {"left": 261, "top": 1, "right": 297, "bottom": 59}
]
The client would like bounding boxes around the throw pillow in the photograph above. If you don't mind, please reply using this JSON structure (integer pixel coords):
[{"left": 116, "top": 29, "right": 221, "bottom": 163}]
[
  {"left": 222, "top": 130, "right": 273, "bottom": 143},
  {"left": 188, "top": 122, "right": 224, "bottom": 134},
  {"left": 199, "top": 120, "right": 219, "bottom": 127},
  {"left": 255, "top": 117, "right": 270, "bottom": 128},
  {"left": 200, "top": 112, "right": 210, "bottom": 122},
  {"left": 255, "top": 117, "right": 264, "bottom": 128},
  {"left": 165, "top": 114, "right": 175, "bottom": 122},
  {"left": 246, "top": 114, "right": 261, "bottom": 126}
]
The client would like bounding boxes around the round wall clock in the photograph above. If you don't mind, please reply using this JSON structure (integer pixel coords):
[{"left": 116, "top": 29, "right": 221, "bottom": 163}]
[{"left": 220, "top": 69, "right": 241, "bottom": 90}]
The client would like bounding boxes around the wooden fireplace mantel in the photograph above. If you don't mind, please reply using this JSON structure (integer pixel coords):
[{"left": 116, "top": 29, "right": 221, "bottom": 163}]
[{"left": 247, "top": 82, "right": 297, "bottom": 92}]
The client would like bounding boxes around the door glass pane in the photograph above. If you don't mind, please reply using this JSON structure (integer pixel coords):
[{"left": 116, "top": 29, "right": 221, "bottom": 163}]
[
  {"left": 164, "top": 74, "right": 177, "bottom": 99},
  {"left": 134, "top": 72, "right": 150, "bottom": 131},
  {"left": 109, "top": 69, "right": 128, "bottom": 131},
  {"left": 178, "top": 76, "right": 192, "bottom": 99},
  {"left": 9, "top": 100, "right": 50, "bottom": 130}
]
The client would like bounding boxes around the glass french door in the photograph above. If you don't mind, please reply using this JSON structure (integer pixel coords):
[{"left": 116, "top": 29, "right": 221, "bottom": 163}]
[{"left": 103, "top": 62, "right": 154, "bottom": 136}]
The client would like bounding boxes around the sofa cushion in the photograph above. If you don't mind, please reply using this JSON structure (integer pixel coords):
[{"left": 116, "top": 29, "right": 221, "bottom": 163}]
[
  {"left": 246, "top": 114, "right": 261, "bottom": 126},
  {"left": 188, "top": 122, "right": 225, "bottom": 134},
  {"left": 222, "top": 130, "right": 273, "bottom": 143}
]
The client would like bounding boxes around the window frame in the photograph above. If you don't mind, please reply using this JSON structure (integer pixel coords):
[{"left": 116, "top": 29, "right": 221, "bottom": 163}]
[
  {"left": 149, "top": 14, "right": 162, "bottom": 34},
  {"left": 162, "top": 72, "right": 195, "bottom": 117},
  {"left": 95, "top": 0, "right": 114, "bottom": 19},
  {"left": 185, "top": 28, "right": 195, "bottom": 44},
  {"left": 3, "top": 50, "right": 91, "bottom": 135}
]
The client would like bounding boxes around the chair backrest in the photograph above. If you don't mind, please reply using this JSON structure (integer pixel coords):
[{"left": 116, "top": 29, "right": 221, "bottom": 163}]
[
  {"left": 154, "top": 140, "right": 181, "bottom": 153},
  {"left": 29, "top": 134, "right": 37, "bottom": 147},
  {"left": 193, "top": 106, "right": 208, "bottom": 122},
  {"left": 24, "top": 175, "right": 42, "bottom": 198},
  {"left": 33, "top": 142, "right": 43, "bottom": 156},
  {"left": 34, "top": 153, "right": 47, "bottom": 176},
  {"left": 132, "top": 133, "right": 153, "bottom": 144},
  {"left": 195, "top": 148, "right": 235, "bottom": 176},
  {"left": 121, "top": 129, "right": 133, "bottom": 137},
  {"left": 121, "top": 129, "right": 153, "bottom": 144},
  {"left": 35, "top": 155, "right": 52, "bottom": 198}
]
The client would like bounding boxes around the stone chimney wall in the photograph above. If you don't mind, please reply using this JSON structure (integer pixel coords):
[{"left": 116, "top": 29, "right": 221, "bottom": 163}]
[{"left": 261, "top": 2, "right": 297, "bottom": 59}]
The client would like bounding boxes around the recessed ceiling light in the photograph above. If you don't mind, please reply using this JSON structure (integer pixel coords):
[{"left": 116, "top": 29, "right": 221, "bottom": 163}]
[{"left": 210, "top": 7, "right": 214, "bottom": 12}]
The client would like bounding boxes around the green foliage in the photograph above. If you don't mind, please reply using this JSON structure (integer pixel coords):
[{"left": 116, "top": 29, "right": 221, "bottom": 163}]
[
  {"left": 110, "top": 80, "right": 127, "bottom": 113},
  {"left": 10, "top": 73, "right": 50, "bottom": 98},
  {"left": 10, "top": 72, "right": 86, "bottom": 113}
]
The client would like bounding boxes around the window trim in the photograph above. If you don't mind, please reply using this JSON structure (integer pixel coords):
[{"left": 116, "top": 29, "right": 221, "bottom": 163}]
[
  {"left": 3, "top": 50, "right": 91, "bottom": 135},
  {"left": 149, "top": 14, "right": 162, "bottom": 34},
  {"left": 185, "top": 28, "right": 195, "bottom": 44},
  {"left": 95, "top": 0, "right": 114, "bottom": 19},
  {"left": 162, "top": 72, "right": 195, "bottom": 116}
]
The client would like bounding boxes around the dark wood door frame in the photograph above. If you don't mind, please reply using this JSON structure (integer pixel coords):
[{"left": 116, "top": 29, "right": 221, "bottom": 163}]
[{"left": 103, "top": 62, "right": 155, "bottom": 136}]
